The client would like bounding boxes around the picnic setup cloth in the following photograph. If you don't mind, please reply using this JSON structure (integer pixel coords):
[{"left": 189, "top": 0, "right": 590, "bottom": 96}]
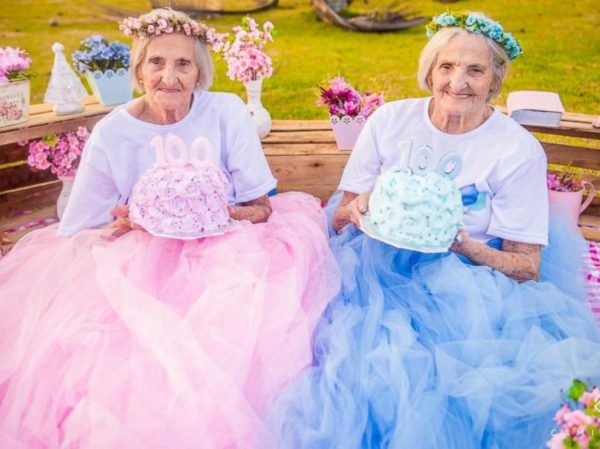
[{"left": 584, "top": 240, "right": 600, "bottom": 320}]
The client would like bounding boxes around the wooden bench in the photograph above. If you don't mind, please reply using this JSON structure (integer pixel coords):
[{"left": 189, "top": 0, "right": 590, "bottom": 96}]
[{"left": 2, "top": 97, "right": 600, "bottom": 254}]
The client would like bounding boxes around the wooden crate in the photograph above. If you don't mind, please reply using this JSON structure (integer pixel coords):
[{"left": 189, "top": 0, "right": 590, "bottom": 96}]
[{"left": 2, "top": 99, "right": 600, "bottom": 253}]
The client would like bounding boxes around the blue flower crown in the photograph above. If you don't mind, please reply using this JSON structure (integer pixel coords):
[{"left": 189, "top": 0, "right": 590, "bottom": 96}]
[{"left": 426, "top": 12, "right": 522, "bottom": 61}]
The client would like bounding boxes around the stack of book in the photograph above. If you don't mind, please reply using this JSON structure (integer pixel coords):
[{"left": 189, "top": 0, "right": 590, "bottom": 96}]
[{"left": 506, "top": 90, "right": 565, "bottom": 127}]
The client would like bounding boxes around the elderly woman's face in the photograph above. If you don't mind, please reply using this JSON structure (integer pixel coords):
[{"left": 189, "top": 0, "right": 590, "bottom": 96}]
[
  {"left": 139, "top": 33, "right": 199, "bottom": 112},
  {"left": 429, "top": 32, "right": 494, "bottom": 119}
]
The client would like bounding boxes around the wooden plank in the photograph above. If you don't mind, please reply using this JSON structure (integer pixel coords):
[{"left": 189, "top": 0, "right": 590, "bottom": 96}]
[
  {"left": 562, "top": 111, "right": 600, "bottom": 123},
  {"left": 0, "top": 182, "right": 61, "bottom": 219},
  {"left": 525, "top": 123, "right": 600, "bottom": 140},
  {"left": 581, "top": 227, "right": 600, "bottom": 242},
  {"left": 543, "top": 142, "right": 600, "bottom": 168},
  {"left": 263, "top": 130, "right": 336, "bottom": 144},
  {"left": 271, "top": 120, "right": 330, "bottom": 131},
  {"left": 0, "top": 204, "right": 58, "bottom": 234},
  {"left": 266, "top": 154, "right": 348, "bottom": 186},
  {"left": 0, "top": 108, "right": 111, "bottom": 146},
  {"left": 26, "top": 96, "right": 101, "bottom": 116},
  {"left": 0, "top": 164, "right": 56, "bottom": 192},
  {"left": 276, "top": 183, "right": 338, "bottom": 202},
  {"left": 579, "top": 215, "right": 600, "bottom": 227},
  {"left": 494, "top": 105, "right": 600, "bottom": 139},
  {"left": 0, "top": 142, "right": 28, "bottom": 165},
  {"left": 264, "top": 142, "right": 346, "bottom": 156}
]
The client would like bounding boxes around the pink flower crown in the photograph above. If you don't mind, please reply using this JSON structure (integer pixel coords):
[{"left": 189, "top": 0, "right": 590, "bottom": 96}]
[{"left": 119, "top": 10, "right": 209, "bottom": 42}]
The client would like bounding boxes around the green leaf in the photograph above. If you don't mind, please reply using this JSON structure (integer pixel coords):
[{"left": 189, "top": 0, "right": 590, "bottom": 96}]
[
  {"left": 564, "top": 437, "right": 581, "bottom": 449},
  {"left": 585, "top": 406, "right": 600, "bottom": 418},
  {"left": 589, "top": 428, "right": 600, "bottom": 449},
  {"left": 568, "top": 379, "right": 588, "bottom": 401},
  {"left": 42, "top": 133, "right": 58, "bottom": 147}
]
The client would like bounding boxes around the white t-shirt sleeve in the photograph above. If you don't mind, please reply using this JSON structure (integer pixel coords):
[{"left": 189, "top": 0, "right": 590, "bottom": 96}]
[
  {"left": 225, "top": 109, "right": 276, "bottom": 203},
  {"left": 487, "top": 155, "right": 549, "bottom": 245},
  {"left": 338, "top": 109, "right": 384, "bottom": 193},
  {"left": 57, "top": 131, "right": 119, "bottom": 237}
]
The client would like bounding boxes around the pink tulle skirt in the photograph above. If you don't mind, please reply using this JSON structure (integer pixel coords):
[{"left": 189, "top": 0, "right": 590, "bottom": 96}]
[{"left": 0, "top": 192, "right": 340, "bottom": 449}]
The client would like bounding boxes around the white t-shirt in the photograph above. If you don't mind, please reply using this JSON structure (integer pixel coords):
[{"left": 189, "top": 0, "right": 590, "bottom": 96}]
[
  {"left": 339, "top": 98, "right": 548, "bottom": 245},
  {"left": 58, "top": 91, "right": 276, "bottom": 236}
]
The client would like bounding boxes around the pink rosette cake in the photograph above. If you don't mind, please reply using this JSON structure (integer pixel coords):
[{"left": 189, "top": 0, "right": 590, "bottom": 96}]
[{"left": 129, "top": 134, "right": 232, "bottom": 239}]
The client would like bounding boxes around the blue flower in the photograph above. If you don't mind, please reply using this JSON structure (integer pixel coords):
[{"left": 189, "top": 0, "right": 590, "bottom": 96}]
[
  {"left": 72, "top": 35, "right": 130, "bottom": 74},
  {"left": 425, "top": 12, "right": 522, "bottom": 61}
]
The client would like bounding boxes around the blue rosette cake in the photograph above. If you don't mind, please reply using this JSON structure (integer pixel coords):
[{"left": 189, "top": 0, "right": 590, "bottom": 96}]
[{"left": 360, "top": 167, "right": 463, "bottom": 252}]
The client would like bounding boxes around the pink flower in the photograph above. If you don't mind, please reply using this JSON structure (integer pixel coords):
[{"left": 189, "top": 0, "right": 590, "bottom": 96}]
[
  {"left": 25, "top": 128, "right": 89, "bottom": 176},
  {"left": 76, "top": 126, "right": 88, "bottom": 138},
  {"left": 580, "top": 387, "right": 599, "bottom": 407},
  {"left": 208, "top": 17, "right": 274, "bottom": 83},
  {"left": 317, "top": 76, "right": 384, "bottom": 118},
  {"left": 563, "top": 409, "right": 593, "bottom": 428},
  {"left": 546, "top": 431, "right": 568, "bottom": 449},
  {"left": 554, "top": 404, "right": 570, "bottom": 423},
  {"left": 147, "top": 25, "right": 155, "bottom": 34},
  {"left": 0, "top": 47, "right": 32, "bottom": 79},
  {"left": 547, "top": 173, "right": 583, "bottom": 192},
  {"left": 329, "top": 76, "right": 351, "bottom": 92}
]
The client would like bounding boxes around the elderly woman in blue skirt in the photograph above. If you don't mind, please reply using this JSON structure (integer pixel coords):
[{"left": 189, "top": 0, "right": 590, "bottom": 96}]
[{"left": 268, "top": 12, "right": 600, "bottom": 449}]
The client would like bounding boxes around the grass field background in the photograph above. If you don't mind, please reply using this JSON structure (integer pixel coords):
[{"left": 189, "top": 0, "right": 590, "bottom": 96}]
[{"left": 0, "top": 0, "right": 598, "bottom": 119}]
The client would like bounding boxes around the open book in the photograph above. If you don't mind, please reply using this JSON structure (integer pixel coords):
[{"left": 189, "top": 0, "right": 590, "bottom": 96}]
[{"left": 506, "top": 91, "right": 564, "bottom": 127}]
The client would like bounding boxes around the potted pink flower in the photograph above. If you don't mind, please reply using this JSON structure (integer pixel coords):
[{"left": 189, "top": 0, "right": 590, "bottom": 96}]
[
  {"left": 547, "top": 173, "right": 595, "bottom": 229},
  {"left": 22, "top": 127, "right": 89, "bottom": 218},
  {"left": 208, "top": 16, "right": 275, "bottom": 138},
  {"left": 547, "top": 379, "right": 600, "bottom": 449},
  {"left": 317, "top": 76, "right": 384, "bottom": 150},
  {"left": 0, "top": 47, "right": 33, "bottom": 128}
]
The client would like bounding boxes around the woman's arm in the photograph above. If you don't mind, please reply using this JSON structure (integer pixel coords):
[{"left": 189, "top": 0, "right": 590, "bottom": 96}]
[
  {"left": 451, "top": 230, "right": 541, "bottom": 282},
  {"left": 57, "top": 132, "right": 119, "bottom": 236},
  {"left": 332, "top": 191, "right": 370, "bottom": 232},
  {"left": 228, "top": 194, "right": 272, "bottom": 224},
  {"left": 335, "top": 194, "right": 541, "bottom": 282}
]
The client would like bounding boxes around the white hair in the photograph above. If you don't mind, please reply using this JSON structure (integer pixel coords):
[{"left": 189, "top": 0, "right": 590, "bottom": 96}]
[
  {"left": 129, "top": 8, "right": 214, "bottom": 93},
  {"left": 417, "top": 26, "right": 509, "bottom": 101}
]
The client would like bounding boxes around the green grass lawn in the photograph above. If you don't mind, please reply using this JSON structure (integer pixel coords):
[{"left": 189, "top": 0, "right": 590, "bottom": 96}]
[{"left": 1, "top": 0, "right": 598, "bottom": 120}]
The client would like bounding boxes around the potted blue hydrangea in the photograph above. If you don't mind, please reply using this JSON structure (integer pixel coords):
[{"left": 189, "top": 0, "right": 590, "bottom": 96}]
[{"left": 72, "top": 35, "right": 132, "bottom": 106}]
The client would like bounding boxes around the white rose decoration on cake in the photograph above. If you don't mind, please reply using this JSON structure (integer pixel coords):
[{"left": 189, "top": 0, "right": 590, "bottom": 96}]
[{"left": 129, "top": 133, "right": 232, "bottom": 240}]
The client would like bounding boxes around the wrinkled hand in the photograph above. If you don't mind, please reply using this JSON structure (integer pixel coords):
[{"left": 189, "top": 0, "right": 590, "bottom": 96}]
[
  {"left": 449, "top": 228, "right": 471, "bottom": 254},
  {"left": 105, "top": 205, "right": 145, "bottom": 239},
  {"left": 344, "top": 192, "right": 371, "bottom": 230}
]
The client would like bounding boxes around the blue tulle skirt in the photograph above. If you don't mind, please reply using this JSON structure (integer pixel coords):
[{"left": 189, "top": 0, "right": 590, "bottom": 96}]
[{"left": 267, "top": 192, "right": 600, "bottom": 449}]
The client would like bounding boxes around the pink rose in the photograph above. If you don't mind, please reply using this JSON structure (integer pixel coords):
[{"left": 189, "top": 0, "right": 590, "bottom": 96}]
[
  {"left": 563, "top": 409, "right": 593, "bottom": 428},
  {"left": 546, "top": 431, "right": 567, "bottom": 449}
]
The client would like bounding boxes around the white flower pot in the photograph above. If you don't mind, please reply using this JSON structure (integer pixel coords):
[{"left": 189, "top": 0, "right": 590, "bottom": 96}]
[
  {"left": 0, "top": 79, "right": 30, "bottom": 128},
  {"left": 330, "top": 115, "right": 366, "bottom": 150},
  {"left": 56, "top": 176, "right": 75, "bottom": 220},
  {"left": 85, "top": 68, "right": 133, "bottom": 106},
  {"left": 244, "top": 79, "right": 272, "bottom": 139}
]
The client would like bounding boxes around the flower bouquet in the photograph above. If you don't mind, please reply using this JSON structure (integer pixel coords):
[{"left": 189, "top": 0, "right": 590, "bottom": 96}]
[
  {"left": 317, "top": 76, "right": 384, "bottom": 150},
  {"left": 23, "top": 127, "right": 90, "bottom": 218},
  {"left": 0, "top": 47, "right": 33, "bottom": 127},
  {"left": 72, "top": 35, "right": 132, "bottom": 105},
  {"left": 208, "top": 17, "right": 275, "bottom": 138},
  {"left": 547, "top": 173, "right": 595, "bottom": 228},
  {"left": 547, "top": 379, "right": 600, "bottom": 449}
]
